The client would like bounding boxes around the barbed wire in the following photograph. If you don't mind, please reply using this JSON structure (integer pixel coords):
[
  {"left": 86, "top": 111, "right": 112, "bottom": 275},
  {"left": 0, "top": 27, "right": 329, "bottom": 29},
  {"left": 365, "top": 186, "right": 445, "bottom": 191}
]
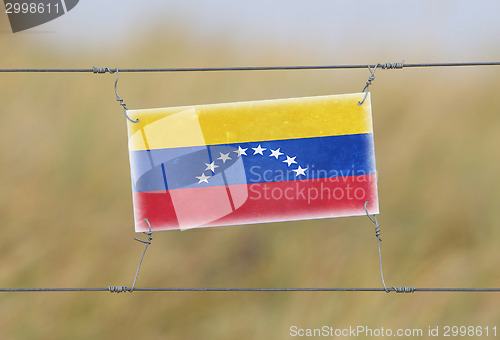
[{"left": 0, "top": 61, "right": 499, "bottom": 73}]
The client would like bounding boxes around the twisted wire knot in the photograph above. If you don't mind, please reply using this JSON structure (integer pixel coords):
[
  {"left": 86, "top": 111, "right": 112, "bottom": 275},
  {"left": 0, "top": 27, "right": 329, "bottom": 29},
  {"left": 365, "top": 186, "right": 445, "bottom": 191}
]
[
  {"left": 92, "top": 67, "right": 116, "bottom": 74},
  {"left": 108, "top": 286, "right": 129, "bottom": 293},
  {"left": 363, "top": 73, "right": 375, "bottom": 91},
  {"left": 392, "top": 286, "right": 415, "bottom": 293},
  {"left": 374, "top": 222, "right": 382, "bottom": 242},
  {"left": 358, "top": 64, "right": 378, "bottom": 106},
  {"left": 364, "top": 201, "right": 382, "bottom": 242},
  {"left": 365, "top": 201, "right": 415, "bottom": 294},
  {"left": 358, "top": 61, "right": 404, "bottom": 105},
  {"left": 380, "top": 61, "right": 404, "bottom": 69},
  {"left": 92, "top": 66, "right": 138, "bottom": 122}
]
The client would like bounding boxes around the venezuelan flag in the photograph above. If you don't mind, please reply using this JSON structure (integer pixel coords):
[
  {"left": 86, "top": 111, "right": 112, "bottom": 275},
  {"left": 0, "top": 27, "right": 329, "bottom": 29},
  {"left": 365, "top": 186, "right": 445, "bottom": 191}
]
[{"left": 127, "top": 93, "right": 378, "bottom": 232}]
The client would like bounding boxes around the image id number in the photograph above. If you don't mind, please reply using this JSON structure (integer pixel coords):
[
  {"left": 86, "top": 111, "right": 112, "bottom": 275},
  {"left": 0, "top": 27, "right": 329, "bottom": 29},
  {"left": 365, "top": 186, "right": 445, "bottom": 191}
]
[
  {"left": 5, "top": 2, "right": 61, "bottom": 14},
  {"left": 443, "top": 325, "right": 497, "bottom": 337}
]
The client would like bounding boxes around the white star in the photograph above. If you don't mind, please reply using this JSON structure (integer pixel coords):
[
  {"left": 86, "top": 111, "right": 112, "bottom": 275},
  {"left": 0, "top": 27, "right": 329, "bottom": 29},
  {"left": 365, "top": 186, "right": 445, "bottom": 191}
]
[
  {"left": 292, "top": 165, "right": 307, "bottom": 177},
  {"left": 205, "top": 162, "right": 219, "bottom": 173},
  {"left": 234, "top": 146, "right": 248, "bottom": 157},
  {"left": 252, "top": 144, "right": 266, "bottom": 155},
  {"left": 217, "top": 152, "right": 231, "bottom": 163},
  {"left": 282, "top": 155, "right": 297, "bottom": 167},
  {"left": 269, "top": 148, "right": 284, "bottom": 159},
  {"left": 196, "top": 173, "right": 211, "bottom": 184}
]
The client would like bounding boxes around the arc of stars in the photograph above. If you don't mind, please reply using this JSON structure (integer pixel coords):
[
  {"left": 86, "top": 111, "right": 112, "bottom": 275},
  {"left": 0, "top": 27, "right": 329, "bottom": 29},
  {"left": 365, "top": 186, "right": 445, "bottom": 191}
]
[{"left": 195, "top": 143, "right": 309, "bottom": 184}]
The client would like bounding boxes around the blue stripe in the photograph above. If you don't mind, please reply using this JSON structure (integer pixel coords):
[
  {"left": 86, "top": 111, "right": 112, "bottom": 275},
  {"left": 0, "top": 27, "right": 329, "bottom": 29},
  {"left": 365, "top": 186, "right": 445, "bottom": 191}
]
[{"left": 129, "top": 133, "right": 376, "bottom": 192}]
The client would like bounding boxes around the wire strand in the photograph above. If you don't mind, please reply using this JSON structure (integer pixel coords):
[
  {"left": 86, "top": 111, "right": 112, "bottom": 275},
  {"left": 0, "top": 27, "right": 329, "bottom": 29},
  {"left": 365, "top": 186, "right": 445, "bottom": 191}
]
[
  {"left": 1, "top": 62, "right": 500, "bottom": 73},
  {"left": 0, "top": 287, "right": 499, "bottom": 293},
  {"left": 1, "top": 60, "right": 499, "bottom": 294}
]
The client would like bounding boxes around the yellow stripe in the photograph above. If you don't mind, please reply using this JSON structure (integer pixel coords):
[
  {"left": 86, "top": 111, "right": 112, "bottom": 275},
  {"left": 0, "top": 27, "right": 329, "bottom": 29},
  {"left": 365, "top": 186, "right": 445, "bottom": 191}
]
[{"left": 128, "top": 93, "right": 372, "bottom": 151}]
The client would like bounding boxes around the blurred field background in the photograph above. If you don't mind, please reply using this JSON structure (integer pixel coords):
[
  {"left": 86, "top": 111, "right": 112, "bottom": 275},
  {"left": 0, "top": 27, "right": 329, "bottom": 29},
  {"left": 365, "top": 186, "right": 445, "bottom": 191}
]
[{"left": 1, "top": 1, "right": 500, "bottom": 339}]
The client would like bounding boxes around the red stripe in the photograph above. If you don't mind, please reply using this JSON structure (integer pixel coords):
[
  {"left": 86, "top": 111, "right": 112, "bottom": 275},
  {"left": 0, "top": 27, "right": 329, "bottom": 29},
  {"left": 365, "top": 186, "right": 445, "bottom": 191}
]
[{"left": 133, "top": 175, "right": 378, "bottom": 232}]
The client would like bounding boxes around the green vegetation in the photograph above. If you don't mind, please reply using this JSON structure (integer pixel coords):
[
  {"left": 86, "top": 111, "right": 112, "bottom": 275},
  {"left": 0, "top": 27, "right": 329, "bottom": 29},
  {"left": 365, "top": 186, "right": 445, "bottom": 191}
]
[{"left": 1, "top": 17, "right": 499, "bottom": 340}]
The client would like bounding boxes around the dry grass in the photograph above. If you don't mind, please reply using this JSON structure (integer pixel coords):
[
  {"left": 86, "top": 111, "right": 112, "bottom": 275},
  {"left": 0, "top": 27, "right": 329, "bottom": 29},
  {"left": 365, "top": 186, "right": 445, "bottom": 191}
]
[{"left": 1, "top": 16, "right": 500, "bottom": 340}]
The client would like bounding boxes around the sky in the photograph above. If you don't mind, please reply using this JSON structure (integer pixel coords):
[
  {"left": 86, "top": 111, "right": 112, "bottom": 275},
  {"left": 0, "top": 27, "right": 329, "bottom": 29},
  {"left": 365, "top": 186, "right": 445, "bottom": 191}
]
[{"left": 3, "top": 0, "right": 500, "bottom": 63}]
